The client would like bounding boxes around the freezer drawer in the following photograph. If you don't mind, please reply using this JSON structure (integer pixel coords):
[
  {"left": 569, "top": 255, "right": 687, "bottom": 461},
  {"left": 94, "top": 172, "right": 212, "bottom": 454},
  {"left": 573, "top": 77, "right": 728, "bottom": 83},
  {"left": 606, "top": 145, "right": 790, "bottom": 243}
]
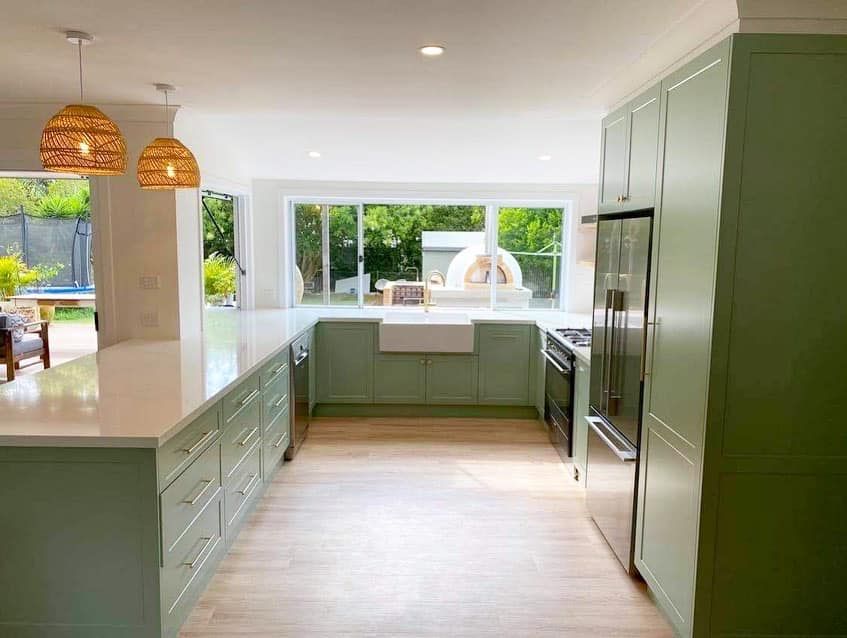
[{"left": 585, "top": 413, "right": 638, "bottom": 574}]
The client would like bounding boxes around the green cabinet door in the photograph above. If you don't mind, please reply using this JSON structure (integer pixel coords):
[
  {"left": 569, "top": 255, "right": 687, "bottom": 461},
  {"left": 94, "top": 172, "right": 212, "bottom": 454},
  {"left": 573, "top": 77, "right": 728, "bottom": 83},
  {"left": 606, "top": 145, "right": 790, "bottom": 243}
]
[
  {"left": 316, "top": 322, "right": 375, "bottom": 403},
  {"left": 598, "top": 104, "right": 629, "bottom": 213},
  {"left": 623, "top": 83, "right": 661, "bottom": 210},
  {"left": 635, "top": 41, "right": 730, "bottom": 637},
  {"left": 533, "top": 328, "right": 546, "bottom": 418},
  {"left": 477, "top": 324, "right": 531, "bottom": 405},
  {"left": 571, "top": 358, "right": 590, "bottom": 482},
  {"left": 308, "top": 326, "right": 316, "bottom": 413},
  {"left": 374, "top": 354, "right": 427, "bottom": 403},
  {"left": 425, "top": 355, "right": 478, "bottom": 405}
]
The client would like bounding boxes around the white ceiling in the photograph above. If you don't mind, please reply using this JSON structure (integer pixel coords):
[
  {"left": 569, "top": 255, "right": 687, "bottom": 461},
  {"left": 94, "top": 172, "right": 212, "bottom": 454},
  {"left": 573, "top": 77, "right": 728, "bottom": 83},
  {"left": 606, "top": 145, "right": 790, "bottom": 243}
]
[
  {"left": 0, "top": 0, "right": 742, "bottom": 183},
  {"left": 1, "top": 0, "right": 738, "bottom": 116}
]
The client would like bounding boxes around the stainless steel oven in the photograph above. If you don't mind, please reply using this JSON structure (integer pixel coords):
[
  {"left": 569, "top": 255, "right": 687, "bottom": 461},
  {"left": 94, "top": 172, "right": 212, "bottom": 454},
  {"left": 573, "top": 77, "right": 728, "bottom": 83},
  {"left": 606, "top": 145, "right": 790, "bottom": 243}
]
[{"left": 542, "top": 336, "right": 574, "bottom": 462}]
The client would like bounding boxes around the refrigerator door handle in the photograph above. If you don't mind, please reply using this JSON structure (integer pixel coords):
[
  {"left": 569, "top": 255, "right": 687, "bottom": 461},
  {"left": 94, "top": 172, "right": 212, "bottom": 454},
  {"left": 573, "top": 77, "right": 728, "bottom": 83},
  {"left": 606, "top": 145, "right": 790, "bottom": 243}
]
[
  {"left": 608, "top": 290, "right": 625, "bottom": 410},
  {"left": 585, "top": 416, "right": 636, "bottom": 462},
  {"left": 601, "top": 288, "right": 613, "bottom": 413},
  {"left": 603, "top": 289, "right": 619, "bottom": 413}
]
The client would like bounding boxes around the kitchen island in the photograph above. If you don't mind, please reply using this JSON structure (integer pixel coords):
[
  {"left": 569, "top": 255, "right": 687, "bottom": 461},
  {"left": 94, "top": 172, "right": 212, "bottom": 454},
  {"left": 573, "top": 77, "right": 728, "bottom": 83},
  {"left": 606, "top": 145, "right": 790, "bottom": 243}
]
[{"left": 0, "top": 307, "right": 589, "bottom": 638}]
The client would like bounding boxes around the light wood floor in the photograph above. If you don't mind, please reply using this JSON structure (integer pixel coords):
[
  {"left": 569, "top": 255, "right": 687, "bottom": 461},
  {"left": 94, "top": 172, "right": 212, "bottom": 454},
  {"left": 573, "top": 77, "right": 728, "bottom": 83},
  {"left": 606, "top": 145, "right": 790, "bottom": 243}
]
[{"left": 181, "top": 417, "right": 673, "bottom": 637}]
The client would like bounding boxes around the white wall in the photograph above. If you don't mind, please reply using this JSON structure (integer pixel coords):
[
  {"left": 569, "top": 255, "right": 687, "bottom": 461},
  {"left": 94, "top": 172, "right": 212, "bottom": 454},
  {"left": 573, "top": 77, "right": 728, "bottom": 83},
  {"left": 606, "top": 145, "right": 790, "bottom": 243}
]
[
  {"left": 251, "top": 179, "right": 597, "bottom": 313},
  {"left": 0, "top": 103, "right": 203, "bottom": 345}
]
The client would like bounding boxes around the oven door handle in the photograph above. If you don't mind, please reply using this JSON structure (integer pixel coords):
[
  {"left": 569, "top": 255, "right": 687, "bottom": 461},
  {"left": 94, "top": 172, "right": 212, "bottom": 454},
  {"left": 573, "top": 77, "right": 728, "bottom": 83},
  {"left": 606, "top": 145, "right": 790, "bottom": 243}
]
[
  {"left": 585, "top": 416, "right": 636, "bottom": 462},
  {"left": 540, "top": 349, "right": 567, "bottom": 374}
]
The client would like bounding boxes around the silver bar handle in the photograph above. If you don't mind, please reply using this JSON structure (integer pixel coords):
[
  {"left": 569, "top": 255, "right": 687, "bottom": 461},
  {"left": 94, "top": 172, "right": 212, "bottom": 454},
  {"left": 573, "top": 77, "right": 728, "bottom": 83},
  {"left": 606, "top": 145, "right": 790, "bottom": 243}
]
[
  {"left": 273, "top": 433, "right": 287, "bottom": 448},
  {"left": 238, "top": 473, "right": 259, "bottom": 496},
  {"left": 540, "top": 349, "right": 566, "bottom": 374},
  {"left": 238, "top": 426, "right": 259, "bottom": 447},
  {"left": 585, "top": 416, "right": 636, "bottom": 462},
  {"left": 273, "top": 393, "right": 288, "bottom": 408},
  {"left": 183, "top": 536, "right": 215, "bottom": 569},
  {"left": 182, "top": 479, "right": 215, "bottom": 506},
  {"left": 182, "top": 429, "right": 216, "bottom": 455},
  {"left": 239, "top": 389, "right": 260, "bottom": 407},
  {"left": 602, "top": 288, "right": 616, "bottom": 412},
  {"left": 271, "top": 362, "right": 287, "bottom": 375}
]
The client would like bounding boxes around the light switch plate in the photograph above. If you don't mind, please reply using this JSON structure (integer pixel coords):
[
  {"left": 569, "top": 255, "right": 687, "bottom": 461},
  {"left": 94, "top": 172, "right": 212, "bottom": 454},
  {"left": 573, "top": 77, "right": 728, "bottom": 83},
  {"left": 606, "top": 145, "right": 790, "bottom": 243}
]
[{"left": 139, "top": 275, "right": 161, "bottom": 290}]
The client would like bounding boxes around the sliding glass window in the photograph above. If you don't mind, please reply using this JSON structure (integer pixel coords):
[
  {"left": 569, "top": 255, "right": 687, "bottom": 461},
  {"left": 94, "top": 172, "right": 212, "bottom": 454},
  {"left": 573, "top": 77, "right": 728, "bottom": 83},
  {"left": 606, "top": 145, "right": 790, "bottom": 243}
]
[
  {"left": 291, "top": 199, "right": 568, "bottom": 310},
  {"left": 494, "top": 207, "right": 565, "bottom": 309}
]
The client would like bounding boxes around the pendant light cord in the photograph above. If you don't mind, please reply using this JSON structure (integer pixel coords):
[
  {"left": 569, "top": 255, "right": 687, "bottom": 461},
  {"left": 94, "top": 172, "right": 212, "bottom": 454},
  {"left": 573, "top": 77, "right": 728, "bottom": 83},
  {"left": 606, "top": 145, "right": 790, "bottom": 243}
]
[
  {"left": 77, "top": 40, "right": 84, "bottom": 102},
  {"left": 164, "top": 89, "right": 171, "bottom": 137}
]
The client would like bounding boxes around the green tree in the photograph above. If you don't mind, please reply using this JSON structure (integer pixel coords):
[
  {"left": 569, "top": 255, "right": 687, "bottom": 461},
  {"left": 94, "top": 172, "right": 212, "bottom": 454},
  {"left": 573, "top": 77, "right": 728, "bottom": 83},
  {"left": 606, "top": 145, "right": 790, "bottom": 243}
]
[{"left": 202, "top": 196, "right": 235, "bottom": 259}]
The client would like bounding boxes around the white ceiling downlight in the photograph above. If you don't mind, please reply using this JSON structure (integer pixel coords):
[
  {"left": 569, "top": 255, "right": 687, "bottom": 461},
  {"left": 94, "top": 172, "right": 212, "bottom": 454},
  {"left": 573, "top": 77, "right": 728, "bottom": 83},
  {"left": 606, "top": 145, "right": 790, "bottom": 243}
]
[
  {"left": 537, "top": 154, "right": 552, "bottom": 161},
  {"left": 419, "top": 45, "right": 445, "bottom": 57},
  {"left": 308, "top": 151, "right": 321, "bottom": 158}
]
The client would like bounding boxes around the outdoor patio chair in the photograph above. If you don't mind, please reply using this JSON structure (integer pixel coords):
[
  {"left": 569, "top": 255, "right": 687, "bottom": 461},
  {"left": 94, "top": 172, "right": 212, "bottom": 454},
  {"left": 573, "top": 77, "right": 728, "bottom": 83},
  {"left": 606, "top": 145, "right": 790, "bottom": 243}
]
[{"left": 0, "top": 312, "right": 51, "bottom": 382}]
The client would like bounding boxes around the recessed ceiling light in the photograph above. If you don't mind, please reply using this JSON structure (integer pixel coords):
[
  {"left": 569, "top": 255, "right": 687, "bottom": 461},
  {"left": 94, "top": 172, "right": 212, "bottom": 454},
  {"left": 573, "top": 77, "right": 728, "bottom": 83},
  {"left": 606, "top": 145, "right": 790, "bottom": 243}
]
[
  {"left": 537, "top": 154, "right": 552, "bottom": 161},
  {"left": 419, "top": 45, "right": 445, "bottom": 57},
  {"left": 308, "top": 151, "right": 321, "bottom": 158}
]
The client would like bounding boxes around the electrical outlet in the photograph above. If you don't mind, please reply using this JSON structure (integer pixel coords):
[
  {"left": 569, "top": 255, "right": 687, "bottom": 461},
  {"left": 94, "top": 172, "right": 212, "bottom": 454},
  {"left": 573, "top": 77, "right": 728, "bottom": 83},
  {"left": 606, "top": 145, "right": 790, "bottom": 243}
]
[
  {"left": 140, "top": 311, "right": 159, "bottom": 328},
  {"left": 139, "top": 275, "right": 161, "bottom": 290}
]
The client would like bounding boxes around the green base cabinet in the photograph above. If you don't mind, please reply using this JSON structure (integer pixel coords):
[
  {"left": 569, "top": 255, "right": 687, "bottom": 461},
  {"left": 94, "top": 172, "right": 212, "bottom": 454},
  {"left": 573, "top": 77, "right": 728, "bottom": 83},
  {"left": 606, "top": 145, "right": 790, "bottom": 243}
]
[
  {"left": 629, "top": 34, "right": 847, "bottom": 638},
  {"left": 0, "top": 344, "right": 293, "bottom": 637},
  {"left": 316, "top": 322, "right": 374, "bottom": 403},
  {"left": 426, "top": 354, "right": 478, "bottom": 405},
  {"left": 477, "top": 324, "right": 531, "bottom": 405},
  {"left": 374, "top": 354, "right": 427, "bottom": 403},
  {"left": 571, "top": 358, "right": 590, "bottom": 482},
  {"left": 533, "top": 328, "right": 546, "bottom": 418}
]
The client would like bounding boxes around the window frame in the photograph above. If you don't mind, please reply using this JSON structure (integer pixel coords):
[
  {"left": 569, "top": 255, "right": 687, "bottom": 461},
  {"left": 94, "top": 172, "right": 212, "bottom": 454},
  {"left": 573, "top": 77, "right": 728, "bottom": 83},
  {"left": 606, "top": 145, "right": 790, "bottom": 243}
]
[{"left": 286, "top": 196, "right": 572, "bottom": 312}]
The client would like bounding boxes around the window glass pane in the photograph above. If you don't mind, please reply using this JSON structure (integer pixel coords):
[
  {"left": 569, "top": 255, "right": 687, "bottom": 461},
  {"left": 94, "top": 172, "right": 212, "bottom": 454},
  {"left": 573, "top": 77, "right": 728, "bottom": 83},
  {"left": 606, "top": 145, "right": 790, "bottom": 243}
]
[
  {"left": 363, "top": 204, "right": 485, "bottom": 307},
  {"left": 327, "top": 205, "right": 359, "bottom": 305},
  {"left": 294, "top": 203, "right": 324, "bottom": 304},
  {"left": 293, "top": 203, "right": 359, "bottom": 306},
  {"left": 495, "top": 207, "right": 564, "bottom": 309},
  {"left": 201, "top": 193, "right": 238, "bottom": 307}
]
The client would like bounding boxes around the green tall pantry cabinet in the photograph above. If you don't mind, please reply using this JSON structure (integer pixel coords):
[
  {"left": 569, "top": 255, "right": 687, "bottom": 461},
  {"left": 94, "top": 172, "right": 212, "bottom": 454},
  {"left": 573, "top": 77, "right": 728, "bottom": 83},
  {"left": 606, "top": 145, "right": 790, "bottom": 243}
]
[{"left": 632, "top": 34, "right": 847, "bottom": 638}]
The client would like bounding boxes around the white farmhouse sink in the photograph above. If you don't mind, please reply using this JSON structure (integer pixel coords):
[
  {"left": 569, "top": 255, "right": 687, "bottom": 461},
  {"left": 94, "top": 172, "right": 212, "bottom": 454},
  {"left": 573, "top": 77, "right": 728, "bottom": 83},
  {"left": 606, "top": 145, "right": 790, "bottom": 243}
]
[{"left": 379, "top": 312, "right": 474, "bottom": 352}]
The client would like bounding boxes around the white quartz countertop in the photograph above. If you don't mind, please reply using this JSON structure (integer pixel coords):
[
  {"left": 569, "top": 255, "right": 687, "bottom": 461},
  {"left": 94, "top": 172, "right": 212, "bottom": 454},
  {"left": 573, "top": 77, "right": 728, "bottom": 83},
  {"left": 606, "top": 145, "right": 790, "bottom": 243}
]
[{"left": 0, "top": 307, "right": 590, "bottom": 448}]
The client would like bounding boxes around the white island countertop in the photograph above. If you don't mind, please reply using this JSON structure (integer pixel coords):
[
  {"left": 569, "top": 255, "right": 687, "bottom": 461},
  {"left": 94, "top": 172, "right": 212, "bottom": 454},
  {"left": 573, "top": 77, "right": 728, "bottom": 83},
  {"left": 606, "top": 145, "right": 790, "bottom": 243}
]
[{"left": 0, "top": 308, "right": 590, "bottom": 448}]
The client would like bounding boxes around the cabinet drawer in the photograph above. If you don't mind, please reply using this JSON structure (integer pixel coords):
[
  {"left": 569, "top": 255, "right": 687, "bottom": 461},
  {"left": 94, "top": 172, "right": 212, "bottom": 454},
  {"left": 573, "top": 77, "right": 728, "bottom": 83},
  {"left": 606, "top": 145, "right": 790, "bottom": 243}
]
[
  {"left": 160, "top": 441, "right": 222, "bottom": 554},
  {"left": 224, "top": 443, "right": 262, "bottom": 533},
  {"left": 221, "top": 400, "right": 262, "bottom": 482},
  {"left": 158, "top": 406, "right": 221, "bottom": 490},
  {"left": 161, "top": 493, "right": 223, "bottom": 618},
  {"left": 262, "top": 370, "right": 289, "bottom": 425},
  {"left": 222, "top": 373, "right": 261, "bottom": 423},
  {"left": 262, "top": 408, "right": 289, "bottom": 480},
  {"left": 259, "top": 351, "right": 289, "bottom": 389}
]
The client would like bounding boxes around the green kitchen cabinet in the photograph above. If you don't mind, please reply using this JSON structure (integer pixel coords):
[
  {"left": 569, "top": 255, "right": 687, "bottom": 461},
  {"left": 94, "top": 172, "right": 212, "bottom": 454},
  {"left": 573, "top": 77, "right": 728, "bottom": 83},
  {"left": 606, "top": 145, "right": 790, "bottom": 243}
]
[
  {"left": 374, "top": 354, "right": 427, "bottom": 403},
  {"left": 477, "top": 324, "right": 531, "bottom": 405},
  {"left": 629, "top": 35, "right": 847, "bottom": 638},
  {"left": 598, "top": 103, "right": 629, "bottom": 213},
  {"left": 623, "top": 83, "right": 661, "bottom": 211},
  {"left": 533, "top": 328, "right": 546, "bottom": 418},
  {"left": 316, "top": 322, "right": 375, "bottom": 403},
  {"left": 0, "top": 352, "right": 292, "bottom": 637},
  {"left": 425, "top": 354, "right": 478, "bottom": 405},
  {"left": 308, "top": 326, "right": 316, "bottom": 414},
  {"left": 598, "top": 83, "right": 661, "bottom": 214},
  {"left": 571, "top": 358, "right": 590, "bottom": 482}
]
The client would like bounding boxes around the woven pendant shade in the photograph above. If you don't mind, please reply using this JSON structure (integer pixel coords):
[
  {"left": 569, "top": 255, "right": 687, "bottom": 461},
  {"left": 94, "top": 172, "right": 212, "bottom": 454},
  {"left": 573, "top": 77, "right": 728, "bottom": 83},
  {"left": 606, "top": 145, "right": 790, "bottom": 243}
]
[
  {"left": 136, "top": 137, "right": 200, "bottom": 189},
  {"left": 40, "top": 104, "right": 128, "bottom": 175}
]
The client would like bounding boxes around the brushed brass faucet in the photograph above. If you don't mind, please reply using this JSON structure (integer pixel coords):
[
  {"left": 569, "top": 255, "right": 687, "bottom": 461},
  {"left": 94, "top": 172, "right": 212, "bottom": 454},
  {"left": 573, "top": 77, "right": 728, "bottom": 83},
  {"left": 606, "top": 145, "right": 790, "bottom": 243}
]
[{"left": 423, "top": 270, "right": 445, "bottom": 312}]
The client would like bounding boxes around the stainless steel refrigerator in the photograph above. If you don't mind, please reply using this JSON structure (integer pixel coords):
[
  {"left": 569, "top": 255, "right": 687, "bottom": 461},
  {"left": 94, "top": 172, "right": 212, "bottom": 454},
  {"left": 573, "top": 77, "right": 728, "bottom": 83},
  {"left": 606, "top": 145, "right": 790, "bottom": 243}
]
[{"left": 586, "top": 214, "right": 652, "bottom": 574}]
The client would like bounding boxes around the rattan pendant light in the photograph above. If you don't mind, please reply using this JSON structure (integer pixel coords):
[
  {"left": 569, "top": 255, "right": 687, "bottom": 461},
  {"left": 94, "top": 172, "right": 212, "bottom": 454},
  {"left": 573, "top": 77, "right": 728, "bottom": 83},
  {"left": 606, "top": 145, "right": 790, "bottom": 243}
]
[
  {"left": 40, "top": 32, "right": 127, "bottom": 175},
  {"left": 136, "top": 84, "right": 200, "bottom": 189}
]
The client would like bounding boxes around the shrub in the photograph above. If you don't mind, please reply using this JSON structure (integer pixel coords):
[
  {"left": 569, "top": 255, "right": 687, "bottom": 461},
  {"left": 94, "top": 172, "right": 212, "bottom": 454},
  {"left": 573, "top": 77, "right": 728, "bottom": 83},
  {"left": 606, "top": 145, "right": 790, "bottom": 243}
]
[{"left": 204, "top": 253, "right": 236, "bottom": 304}]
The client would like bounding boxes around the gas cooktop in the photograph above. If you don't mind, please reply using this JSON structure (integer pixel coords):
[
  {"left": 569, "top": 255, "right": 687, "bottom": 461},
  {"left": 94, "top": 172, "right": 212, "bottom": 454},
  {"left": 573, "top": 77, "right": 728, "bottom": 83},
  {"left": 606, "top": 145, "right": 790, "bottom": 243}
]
[{"left": 552, "top": 328, "right": 591, "bottom": 348}]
